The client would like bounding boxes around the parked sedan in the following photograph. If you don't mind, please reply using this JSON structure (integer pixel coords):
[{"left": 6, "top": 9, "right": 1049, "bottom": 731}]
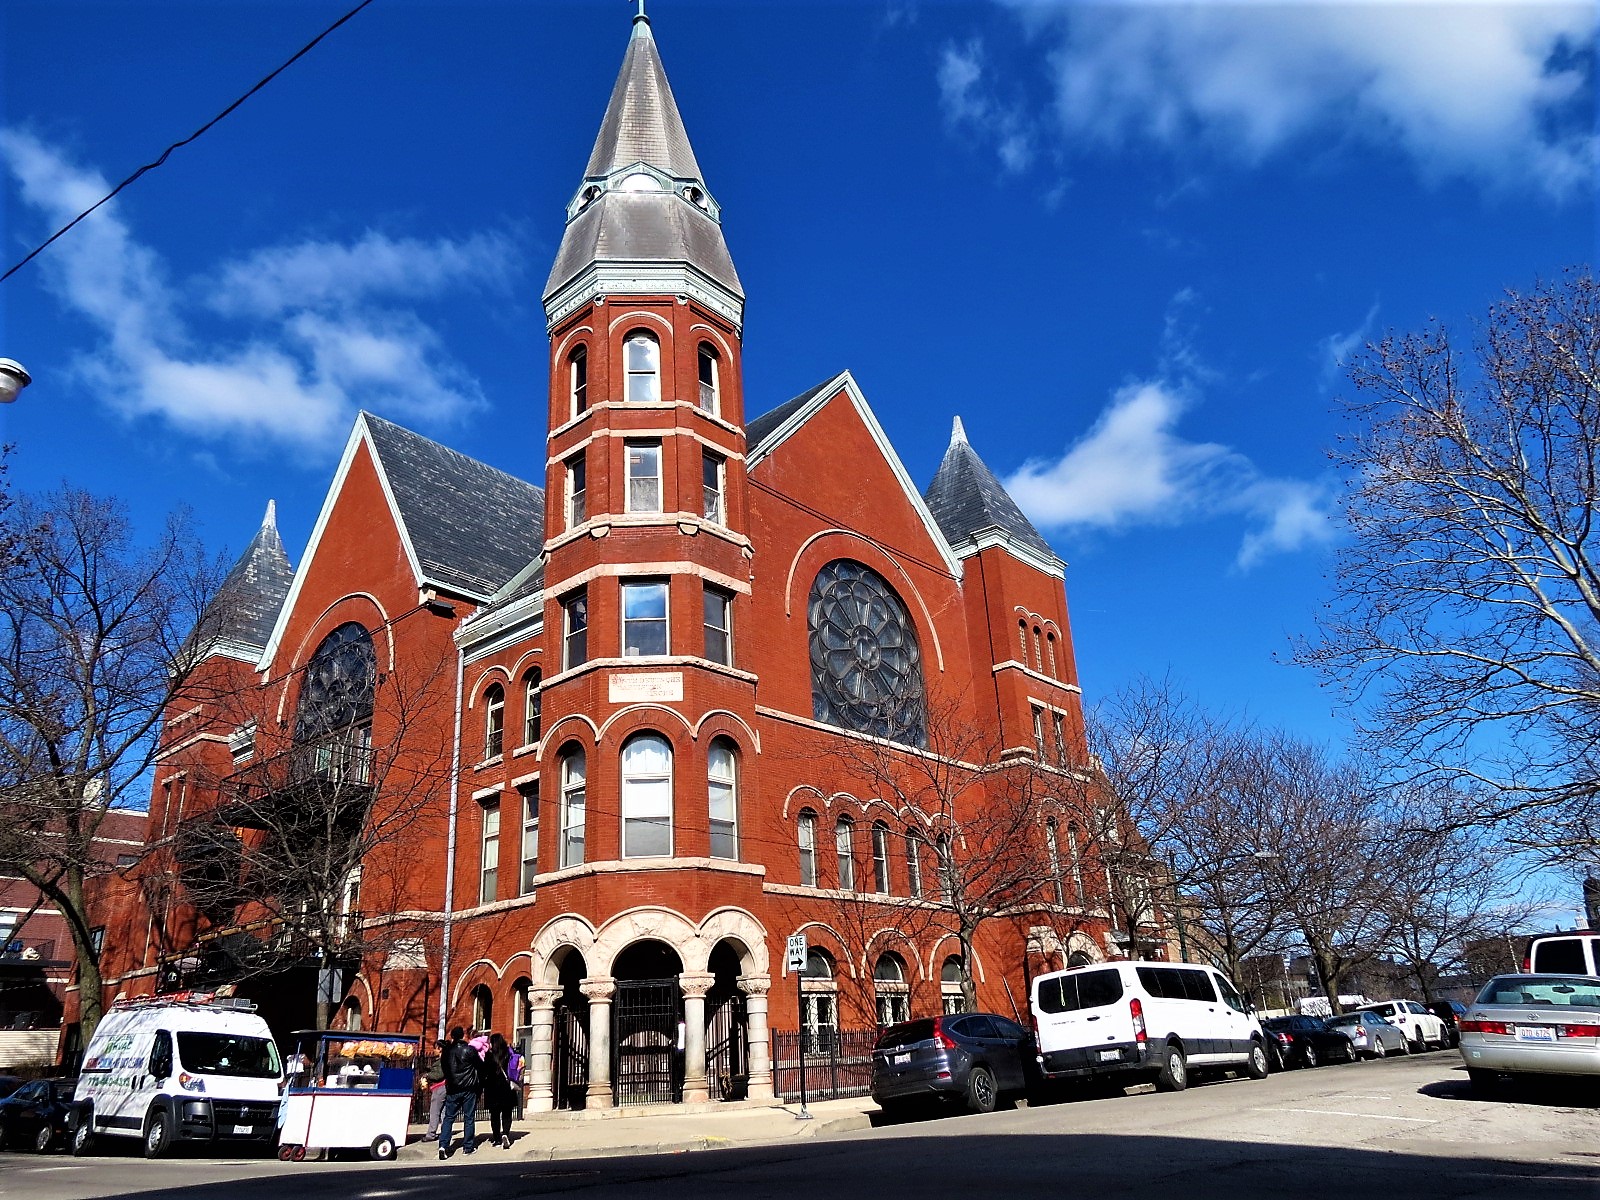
[
  {"left": 1262, "top": 1015, "right": 1359, "bottom": 1069},
  {"left": 1325, "top": 1010, "right": 1409, "bottom": 1058},
  {"left": 0, "top": 1078, "right": 78, "bottom": 1152},
  {"left": 1460, "top": 973, "right": 1600, "bottom": 1092},
  {"left": 871, "top": 1012, "right": 1033, "bottom": 1115}
]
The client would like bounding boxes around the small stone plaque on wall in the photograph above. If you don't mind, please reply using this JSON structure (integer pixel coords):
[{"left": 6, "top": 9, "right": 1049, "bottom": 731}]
[{"left": 609, "top": 671, "right": 684, "bottom": 703}]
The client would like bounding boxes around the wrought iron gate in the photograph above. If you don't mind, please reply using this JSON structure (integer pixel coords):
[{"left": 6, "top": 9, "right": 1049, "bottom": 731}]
[
  {"left": 614, "top": 977, "right": 680, "bottom": 1106},
  {"left": 706, "top": 991, "right": 747, "bottom": 1100},
  {"left": 553, "top": 1001, "right": 589, "bottom": 1110}
]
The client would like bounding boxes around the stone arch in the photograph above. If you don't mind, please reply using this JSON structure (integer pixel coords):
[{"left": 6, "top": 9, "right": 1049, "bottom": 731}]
[
  {"left": 542, "top": 712, "right": 600, "bottom": 756},
  {"left": 691, "top": 709, "right": 761, "bottom": 751},
  {"left": 696, "top": 908, "right": 768, "bottom": 976},
  {"left": 450, "top": 956, "right": 509, "bottom": 1009},
  {"left": 553, "top": 324, "right": 596, "bottom": 360},
  {"left": 466, "top": 663, "right": 514, "bottom": 707},
  {"left": 782, "top": 785, "right": 826, "bottom": 820},
  {"left": 781, "top": 530, "right": 946, "bottom": 672},
  {"left": 1065, "top": 932, "right": 1104, "bottom": 965},
  {"left": 597, "top": 703, "right": 694, "bottom": 745},
  {"left": 594, "top": 906, "right": 702, "bottom": 975},
  {"left": 689, "top": 322, "right": 736, "bottom": 360},
  {"left": 925, "top": 935, "right": 987, "bottom": 985},
  {"left": 607, "top": 309, "right": 674, "bottom": 336},
  {"left": 862, "top": 927, "right": 925, "bottom": 981},
  {"left": 531, "top": 914, "right": 599, "bottom": 986},
  {"left": 790, "top": 921, "right": 855, "bottom": 978}
]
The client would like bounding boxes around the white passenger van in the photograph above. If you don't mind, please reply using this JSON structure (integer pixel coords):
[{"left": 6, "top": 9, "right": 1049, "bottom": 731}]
[
  {"left": 1526, "top": 932, "right": 1600, "bottom": 977},
  {"left": 1031, "top": 960, "right": 1269, "bottom": 1091},
  {"left": 67, "top": 993, "right": 283, "bottom": 1158}
]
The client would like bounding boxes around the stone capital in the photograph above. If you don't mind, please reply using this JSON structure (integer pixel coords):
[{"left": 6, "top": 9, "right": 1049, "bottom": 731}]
[
  {"left": 678, "top": 971, "right": 716, "bottom": 999},
  {"left": 579, "top": 975, "right": 616, "bottom": 1003},
  {"left": 737, "top": 973, "right": 772, "bottom": 997},
  {"left": 528, "top": 985, "right": 563, "bottom": 1010}
]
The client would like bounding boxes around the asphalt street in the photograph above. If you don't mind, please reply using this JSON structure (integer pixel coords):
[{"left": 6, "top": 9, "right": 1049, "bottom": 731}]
[{"left": 3, "top": 1052, "right": 1597, "bottom": 1200}]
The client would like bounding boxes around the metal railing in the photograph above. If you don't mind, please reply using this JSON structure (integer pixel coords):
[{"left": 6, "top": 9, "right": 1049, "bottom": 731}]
[
  {"left": 771, "top": 1029, "right": 876, "bottom": 1101},
  {"left": 0, "top": 937, "right": 59, "bottom": 965}
]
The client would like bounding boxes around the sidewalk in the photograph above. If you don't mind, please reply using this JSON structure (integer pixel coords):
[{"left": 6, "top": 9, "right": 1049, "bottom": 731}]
[{"left": 402, "top": 1095, "right": 879, "bottom": 1163}]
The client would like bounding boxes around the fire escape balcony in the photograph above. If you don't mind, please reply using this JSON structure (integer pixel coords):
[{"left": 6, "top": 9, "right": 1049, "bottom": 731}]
[{"left": 216, "top": 729, "right": 376, "bottom": 834}]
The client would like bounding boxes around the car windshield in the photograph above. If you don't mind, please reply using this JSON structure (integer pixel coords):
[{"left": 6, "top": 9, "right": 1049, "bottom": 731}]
[
  {"left": 1474, "top": 976, "right": 1600, "bottom": 1008},
  {"left": 176, "top": 1032, "right": 282, "bottom": 1078},
  {"left": 875, "top": 1020, "right": 937, "bottom": 1051}
]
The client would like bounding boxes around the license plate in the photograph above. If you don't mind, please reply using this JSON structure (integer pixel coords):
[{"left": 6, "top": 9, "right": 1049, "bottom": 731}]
[
  {"left": 892, "top": 1053, "right": 909, "bottom": 1065},
  {"left": 1516, "top": 1026, "right": 1556, "bottom": 1043},
  {"left": 1099, "top": 1049, "right": 1120, "bottom": 1062},
  {"left": 232, "top": 1124, "right": 253, "bottom": 1134}
]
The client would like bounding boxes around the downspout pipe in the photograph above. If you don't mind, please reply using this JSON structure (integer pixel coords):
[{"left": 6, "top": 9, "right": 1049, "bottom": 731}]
[{"left": 437, "top": 637, "right": 465, "bottom": 1041}]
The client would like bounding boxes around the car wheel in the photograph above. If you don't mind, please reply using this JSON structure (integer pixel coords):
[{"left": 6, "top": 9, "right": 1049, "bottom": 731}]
[
  {"left": 142, "top": 1107, "right": 173, "bottom": 1160},
  {"left": 69, "top": 1116, "right": 94, "bottom": 1157},
  {"left": 964, "top": 1066, "right": 999, "bottom": 1115},
  {"left": 1154, "top": 1044, "right": 1188, "bottom": 1092},
  {"left": 369, "top": 1134, "right": 397, "bottom": 1162},
  {"left": 1245, "top": 1041, "right": 1270, "bottom": 1080},
  {"left": 33, "top": 1124, "right": 55, "bottom": 1153},
  {"left": 1394, "top": 1033, "right": 1411, "bottom": 1056},
  {"left": 1301, "top": 1044, "right": 1319, "bottom": 1069},
  {"left": 0, "top": 1121, "right": 11, "bottom": 1152}
]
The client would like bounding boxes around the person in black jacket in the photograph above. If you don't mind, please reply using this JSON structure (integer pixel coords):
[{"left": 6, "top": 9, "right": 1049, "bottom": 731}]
[{"left": 438, "top": 1026, "right": 481, "bottom": 1159}]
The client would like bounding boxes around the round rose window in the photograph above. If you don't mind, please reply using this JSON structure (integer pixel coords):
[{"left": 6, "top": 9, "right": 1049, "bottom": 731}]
[{"left": 807, "top": 560, "right": 926, "bottom": 747}]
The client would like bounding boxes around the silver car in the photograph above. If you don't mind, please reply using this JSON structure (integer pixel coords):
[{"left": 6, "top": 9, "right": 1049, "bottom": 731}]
[
  {"left": 1460, "top": 973, "right": 1600, "bottom": 1091},
  {"left": 1325, "top": 1010, "right": 1408, "bottom": 1058}
]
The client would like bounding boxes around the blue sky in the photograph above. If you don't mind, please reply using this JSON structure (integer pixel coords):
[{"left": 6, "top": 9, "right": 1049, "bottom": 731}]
[{"left": 2, "top": 0, "right": 1595, "bottom": 754}]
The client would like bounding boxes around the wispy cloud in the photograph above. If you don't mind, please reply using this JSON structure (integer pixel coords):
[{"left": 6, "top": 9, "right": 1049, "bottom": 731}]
[
  {"left": 1004, "top": 292, "right": 1335, "bottom": 569},
  {"left": 937, "top": 39, "right": 1037, "bottom": 174},
  {"left": 1317, "top": 301, "right": 1381, "bottom": 387},
  {"left": 987, "top": 1, "right": 1596, "bottom": 196},
  {"left": 1, "top": 130, "right": 517, "bottom": 455}
]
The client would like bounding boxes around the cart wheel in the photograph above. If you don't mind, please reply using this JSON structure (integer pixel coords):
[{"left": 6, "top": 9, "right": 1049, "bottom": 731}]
[
  {"left": 290, "top": 1145, "right": 307, "bottom": 1162},
  {"left": 277, "top": 1145, "right": 293, "bottom": 1161},
  {"left": 370, "top": 1134, "right": 397, "bottom": 1162}
]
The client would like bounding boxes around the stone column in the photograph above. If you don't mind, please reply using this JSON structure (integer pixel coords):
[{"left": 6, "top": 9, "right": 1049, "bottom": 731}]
[
  {"left": 524, "top": 986, "right": 563, "bottom": 1113},
  {"left": 678, "top": 972, "right": 715, "bottom": 1103},
  {"left": 739, "top": 973, "right": 774, "bottom": 1100},
  {"left": 580, "top": 976, "right": 616, "bottom": 1108}
]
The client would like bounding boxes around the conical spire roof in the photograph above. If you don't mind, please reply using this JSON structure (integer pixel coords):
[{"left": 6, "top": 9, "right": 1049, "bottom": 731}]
[
  {"left": 212, "top": 501, "right": 295, "bottom": 654},
  {"left": 925, "top": 418, "right": 1060, "bottom": 566},
  {"left": 544, "top": 12, "right": 742, "bottom": 323}
]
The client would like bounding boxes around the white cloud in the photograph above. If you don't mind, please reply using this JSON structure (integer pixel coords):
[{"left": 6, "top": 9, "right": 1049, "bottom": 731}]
[
  {"left": 1, "top": 130, "right": 512, "bottom": 454},
  {"left": 993, "top": 0, "right": 1597, "bottom": 195},
  {"left": 1317, "top": 301, "right": 1381, "bottom": 386},
  {"left": 1005, "top": 375, "right": 1335, "bottom": 569},
  {"left": 937, "top": 40, "right": 1037, "bottom": 173}
]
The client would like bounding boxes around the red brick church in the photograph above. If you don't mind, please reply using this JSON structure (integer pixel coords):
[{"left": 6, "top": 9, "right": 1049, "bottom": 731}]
[{"left": 94, "top": 11, "right": 1159, "bottom": 1108}]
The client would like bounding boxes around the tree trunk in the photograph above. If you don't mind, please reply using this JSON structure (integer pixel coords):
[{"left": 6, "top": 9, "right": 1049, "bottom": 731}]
[{"left": 958, "top": 925, "right": 978, "bottom": 1014}]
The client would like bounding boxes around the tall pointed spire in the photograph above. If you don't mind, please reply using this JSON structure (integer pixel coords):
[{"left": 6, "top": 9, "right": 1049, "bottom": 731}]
[
  {"left": 203, "top": 500, "right": 296, "bottom": 659},
  {"left": 544, "top": 10, "right": 743, "bottom": 329}
]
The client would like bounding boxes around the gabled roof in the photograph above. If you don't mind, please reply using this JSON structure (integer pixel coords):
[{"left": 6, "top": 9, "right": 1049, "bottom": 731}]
[
  {"left": 745, "top": 378, "right": 837, "bottom": 452},
  {"left": 925, "top": 417, "right": 1062, "bottom": 571},
  {"left": 202, "top": 501, "right": 295, "bottom": 662}
]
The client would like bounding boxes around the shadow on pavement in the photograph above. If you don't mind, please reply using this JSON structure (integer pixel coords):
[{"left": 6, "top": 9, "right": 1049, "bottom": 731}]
[{"left": 1419, "top": 1074, "right": 1600, "bottom": 1109}]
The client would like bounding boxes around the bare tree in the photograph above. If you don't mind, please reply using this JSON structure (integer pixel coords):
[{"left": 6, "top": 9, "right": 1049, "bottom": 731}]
[
  {"left": 0, "top": 486, "right": 227, "bottom": 1041},
  {"left": 1301, "top": 268, "right": 1600, "bottom": 855}
]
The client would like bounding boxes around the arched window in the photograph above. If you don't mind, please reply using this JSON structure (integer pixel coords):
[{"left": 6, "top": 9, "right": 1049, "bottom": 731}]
[
  {"left": 835, "top": 816, "right": 856, "bottom": 892},
  {"left": 1046, "top": 631, "right": 1058, "bottom": 678},
  {"left": 801, "top": 948, "right": 838, "bottom": 1053},
  {"left": 522, "top": 669, "right": 542, "bottom": 747},
  {"left": 871, "top": 821, "right": 891, "bottom": 895},
  {"left": 294, "top": 622, "right": 376, "bottom": 784},
  {"left": 621, "top": 733, "right": 673, "bottom": 857},
  {"left": 341, "top": 997, "right": 363, "bottom": 1031},
  {"left": 1018, "top": 619, "right": 1028, "bottom": 663},
  {"left": 697, "top": 343, "right": 720, "bottom": 413},
  {"left": 569, "top": 345, "right": 588, "bottom": 417},
  {"left": 874, "top": 952, "right": 910, "bottom": 1026},
  {"left": 1067, "top": 825, "right": 1086, "bottom": 906},
  {"left": 807, "top": 560, "right": 927, "bottom": 748},
  {"left": 935, "top": 833, "right": 955, "bottom": 901},
  {"left": 708, "top": 739, "right": 737, "bottom": 859},
  {"left": 624, "top": 330, "right": 661, "bottom": 403},
  {"left": 1046, "top": 819, "right": 1064, "bottom": 906},
  {"left": 1033, "top": 625, "right": 1044, "bottom": 670},
  {"left": 905, "top": 830, "right": 924, "bottom": 899},
  {"left": 797, "top": 810, "right": 818, "bottom": 887},
  {"left": 940, "top": 955, "right": 966, "bottom": 1015},
  {"left": 471, "top": 984, "right": 492, "bottom": 1032},
  {"left": 512, "top": 978, "right": 533, "bottom": 1058},
  {"left": 559, "top": 746, "right": 586, "bottom": 868},
  {"left": 483, "top": 683, "right": 505, "bottom": 761}
]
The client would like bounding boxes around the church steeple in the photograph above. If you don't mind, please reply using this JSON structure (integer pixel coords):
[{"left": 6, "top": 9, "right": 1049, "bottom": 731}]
[{"left": 544, "top": 12, "right": 743, "bottom": 330}]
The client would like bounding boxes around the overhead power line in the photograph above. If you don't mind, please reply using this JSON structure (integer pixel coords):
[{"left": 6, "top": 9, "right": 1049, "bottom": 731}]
[{"left": 1, "top": 0, "right": 377, "bottom": 285}]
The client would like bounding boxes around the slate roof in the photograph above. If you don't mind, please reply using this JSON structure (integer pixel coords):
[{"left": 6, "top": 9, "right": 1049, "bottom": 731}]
[
  {"left": 546, "top": 192, "right": 741, "bottom": 299},
  {"left": 213, "top": 501, "right": 295, "bottom": 652},
  {"left": 361, "top": 414, "right": 545, "bottom": 601},
  {"left": 924, "top": 419, "right": 1059, "bottom": 564},
  {"left": 584, "top": 16, "right": 702, "bottom": 181},
  {"left": 745, "top": 377, "right": 841, "bottom": 452}
]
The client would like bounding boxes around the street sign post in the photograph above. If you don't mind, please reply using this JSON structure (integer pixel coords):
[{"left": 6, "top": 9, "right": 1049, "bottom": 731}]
[{"left": 787, "top": 933, "right": 810, "bottom": 1119}]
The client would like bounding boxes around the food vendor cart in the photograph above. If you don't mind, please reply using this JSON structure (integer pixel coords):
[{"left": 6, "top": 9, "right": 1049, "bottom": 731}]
[{"left": 277, "top": 1031, "right": 420, "bottom": 1161}]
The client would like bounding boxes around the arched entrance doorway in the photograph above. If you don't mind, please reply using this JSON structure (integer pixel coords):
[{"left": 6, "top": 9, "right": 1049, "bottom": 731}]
[
  {"left": 611, "top": 940, "right": 683, "bottom": 1106},
  {"left": 706, "top": 940, "right": 748, "bottom": 1100},
  {"left": 553, "top": 948, "right": 589, "bottom": 1110}
]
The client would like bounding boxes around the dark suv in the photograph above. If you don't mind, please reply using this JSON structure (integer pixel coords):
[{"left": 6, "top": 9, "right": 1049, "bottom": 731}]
[
  {"left": 1427, "top": 999, "right": 1467, "bottom": 1049},
  {"left": 870, "top": 1013, "right": 1033, "bottom": 1116}
]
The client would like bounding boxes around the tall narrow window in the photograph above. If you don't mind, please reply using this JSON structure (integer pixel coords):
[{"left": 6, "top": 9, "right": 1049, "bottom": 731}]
[
  {"left": 874, "top": 953, "right": 910, "bottom": 1026},
  {"left": 626, "top": 441, "right": 662, "bottom": 513},
  {"left": 936, "top": 834, "right": 955, "bottom": 902},
  {"left": 905, "top": 831, "right": 924, "bottom": 899},
  {"left": 835, "top": 816, "right": 856, "bottom": 892},
  {"left": 702, "top": 451, "right": 725, "bottom": 523},
  {"left": 1067, "top": 826, "right": 1085, "bottom": 906},
  {"left": 565, "top": 453, "right": 587, "bottom": 528},
  {"left": 703, "top": 585, "right": 732, "bottom": 666},
  {"left": 562, "top": 590, "right": 588, "bottom": 670},
  {"left": 1033, "top": 626, "right": 1044, "bottom": 669},
  {"left": 1052, "top": 712, "right": 1068, "bottom": 767},
  {"left": 1046, "top": 819, "right": 1065, "bottom": 906},
  {"left": 483, "top": 684, "right": 505, "bottom": 761},
  {"left": 1031, "top": 705, "right": 1046, "bottom": 759},
  {"left": 871, "top": 821, "right": 891, "bottom": 895},
  {"left": 1018, "top": 619, "right": 1028, "bottom": 661},
  {"left": 798, "top": 810, "right": 818, "bottom": 887},
  {"left": 523, "top": 669, "right": 542, "bottom": 747},
  {"left": 708, "top": 739, "right": 737, "bottom": 859},
  {"left": 621, "top": 733, "right": 673, "bottom": 857},
  {"left": 622, "top": 580, "right": 669, "bottom": 657},
  {"left": 624, "top": 330, "right": 661, "bottom": 403},
  {"left": 519, "top": 783, "right": 539, "bottom": 893},
  {"left": 559, "top": 748, "right": 586, "bottom": 868},
  {"left": 1046, "top": 632, "right": 1058, "bottom": 678},
  {"left": 697, "top": 343, "right": 719, "bottom": 413},
  {"left": 569, "top": 346, "right": 588, "bottom": 416},
  {"left": 480, "top": 800, "right": 500, "bottom": 904}
]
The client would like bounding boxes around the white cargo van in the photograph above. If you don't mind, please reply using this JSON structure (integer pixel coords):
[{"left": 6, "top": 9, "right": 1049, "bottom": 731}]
[
  {"left": 1031, "top": 960, "right": 1268, "bottom": 1091},
  {"left": 1526, "top": 932, "right": 1600, "bottom": 977},
  {"left": 68, "top": 993, "right": 283, "bottom": 1158}
]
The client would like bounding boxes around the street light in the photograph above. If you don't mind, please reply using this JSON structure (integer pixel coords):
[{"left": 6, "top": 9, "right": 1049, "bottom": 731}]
[{"left": 0, "top": 359, "right": 31, "bottom": 403}]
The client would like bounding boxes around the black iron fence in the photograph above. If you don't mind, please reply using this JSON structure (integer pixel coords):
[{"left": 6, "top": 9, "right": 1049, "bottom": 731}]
[{"left": 772, "top": 1029, "right": 876, "bottom": 1101}]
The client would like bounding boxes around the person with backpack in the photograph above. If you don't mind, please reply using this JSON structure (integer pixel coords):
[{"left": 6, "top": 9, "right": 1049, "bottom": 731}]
[
  {"left": 438, "top": 1025, "right": 481, "bottom": 1159},
  {"left": 481, "top": 1032, "right": 518, "bottom": 1149}
]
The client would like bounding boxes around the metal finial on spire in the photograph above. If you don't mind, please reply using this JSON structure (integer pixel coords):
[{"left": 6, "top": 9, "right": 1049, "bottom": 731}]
[
  {"left": 634, "top": 0, "right": 648, "bottom": 23},
  {"left": 263, "top": 499, "right": 277, "bottom": 530},
  {"left": 951, "top": 415, "right": 968, "bottom": 446}
]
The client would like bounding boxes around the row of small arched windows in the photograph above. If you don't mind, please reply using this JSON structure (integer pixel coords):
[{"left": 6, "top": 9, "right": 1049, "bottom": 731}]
[
  {"left": 480, "top": 669, "right": 540, "bottom": 762},
  {"left": 795, "top": 811, "right": 950, "bottom": 899},
  {"left": 566, "top": 332, "right": 721, "bottom": 418},
  {"left": 1019, "top": 618, "right": 1059, "bottom": 679}
]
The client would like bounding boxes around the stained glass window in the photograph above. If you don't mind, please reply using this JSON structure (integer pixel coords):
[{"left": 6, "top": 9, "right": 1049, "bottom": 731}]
[{"left": 807, "top": 560, "right": 926, "bottom": 747}]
